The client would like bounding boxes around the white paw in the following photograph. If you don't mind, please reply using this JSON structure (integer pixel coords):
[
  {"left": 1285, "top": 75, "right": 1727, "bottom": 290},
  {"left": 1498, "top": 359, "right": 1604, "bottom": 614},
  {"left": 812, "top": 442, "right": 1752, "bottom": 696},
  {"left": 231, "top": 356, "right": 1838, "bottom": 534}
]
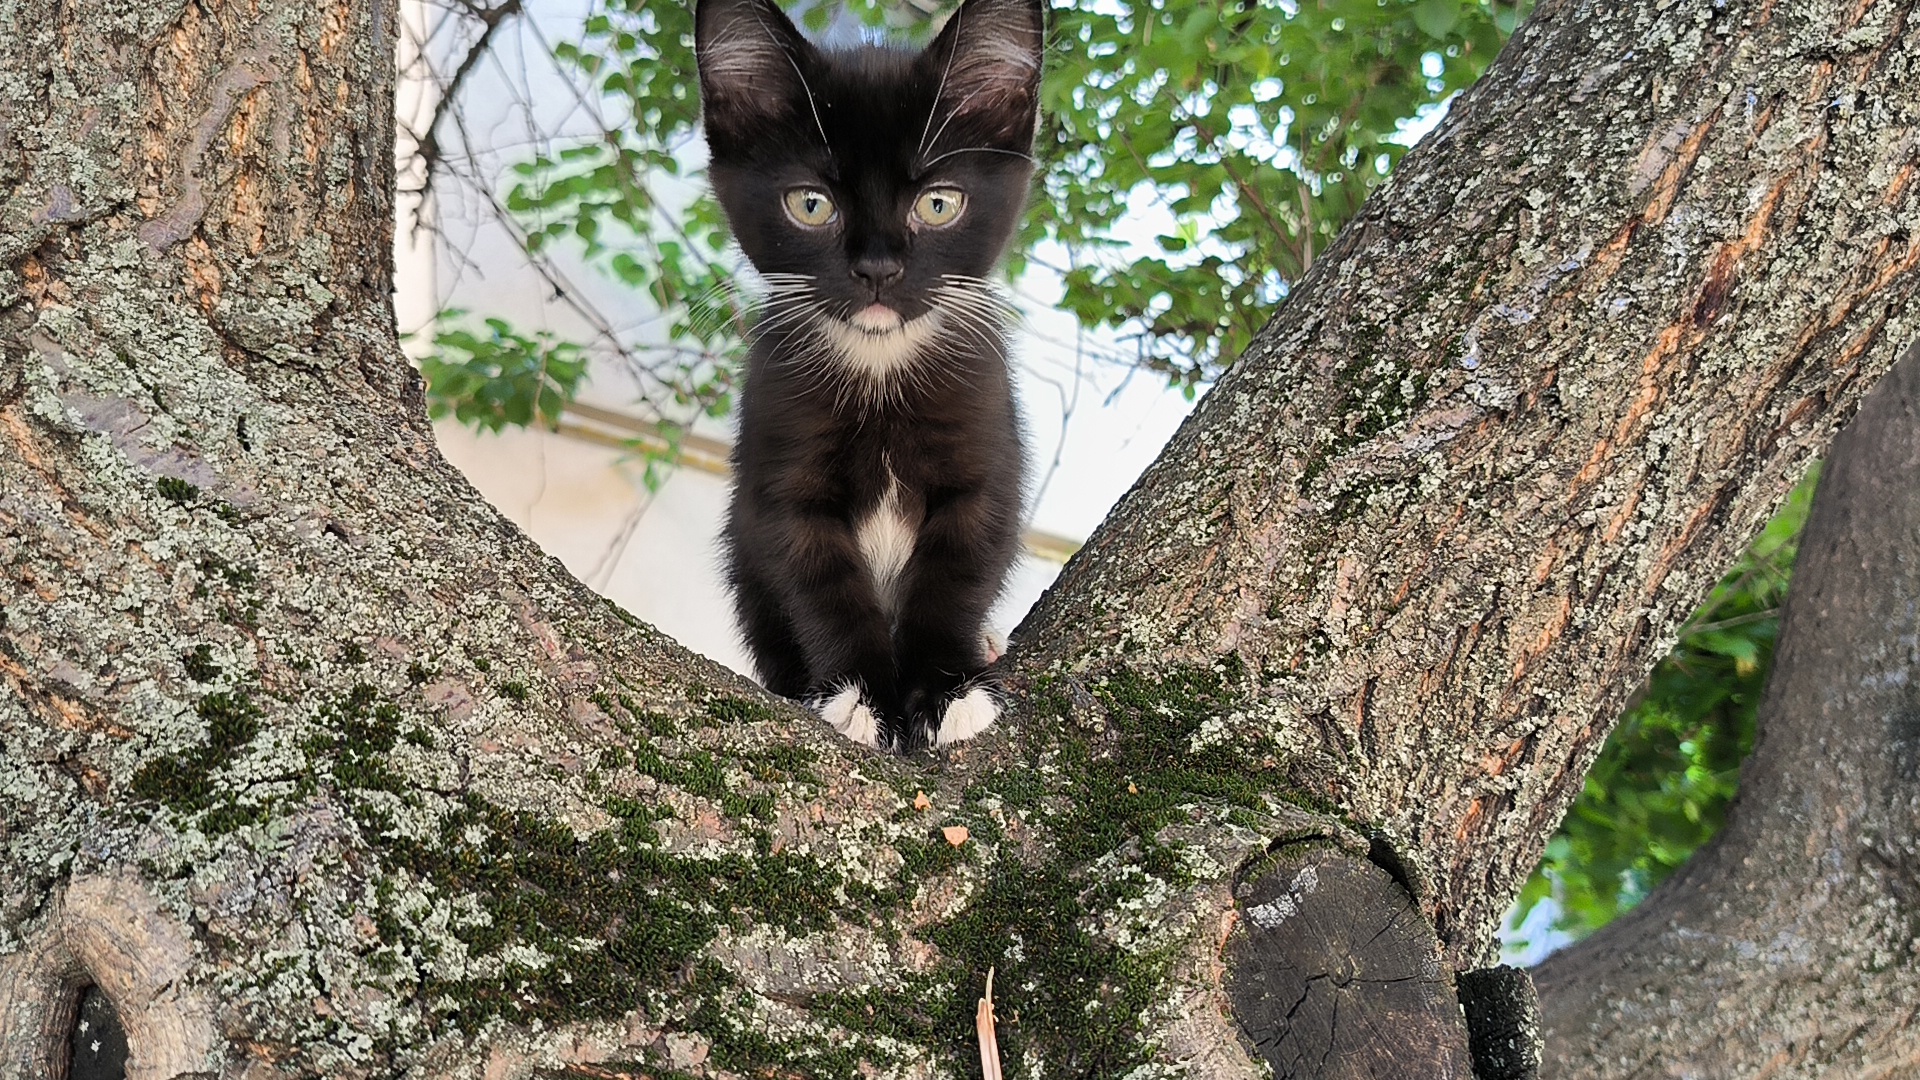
[
  {"left": 935, "top": 687, "right": 999, "bottom": 746},
  {"left": 980, "top": 629, "right": 1008, "bottom": 664},
  {"left": 810, "top": 683, "right": 881, "bottom": 748}
]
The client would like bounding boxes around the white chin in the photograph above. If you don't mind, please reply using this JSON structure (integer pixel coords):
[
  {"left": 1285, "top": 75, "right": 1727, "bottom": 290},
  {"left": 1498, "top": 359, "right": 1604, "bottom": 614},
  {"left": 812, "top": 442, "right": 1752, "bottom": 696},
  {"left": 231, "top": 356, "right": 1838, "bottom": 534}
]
[
  {"left": 821, "top": 309, "right": 943, "bottom": 380},
  {"left": 851, "top": 307, "right": 904, "bottom": 332}
]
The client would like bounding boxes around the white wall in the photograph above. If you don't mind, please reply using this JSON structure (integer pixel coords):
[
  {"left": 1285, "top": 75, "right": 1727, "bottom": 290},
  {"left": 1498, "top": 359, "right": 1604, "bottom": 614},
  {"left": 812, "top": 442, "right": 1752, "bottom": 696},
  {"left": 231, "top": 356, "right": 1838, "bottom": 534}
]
[{"left": 432, "top": 420, "right": 1070, "bottom": 675}]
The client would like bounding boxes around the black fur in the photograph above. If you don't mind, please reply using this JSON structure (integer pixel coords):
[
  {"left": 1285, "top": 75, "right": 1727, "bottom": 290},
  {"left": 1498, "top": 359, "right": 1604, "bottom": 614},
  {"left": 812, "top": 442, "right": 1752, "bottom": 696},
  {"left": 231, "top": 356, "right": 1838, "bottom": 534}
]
[{"left": 697, "top": 0, "right": 1042, "bottom": 750}]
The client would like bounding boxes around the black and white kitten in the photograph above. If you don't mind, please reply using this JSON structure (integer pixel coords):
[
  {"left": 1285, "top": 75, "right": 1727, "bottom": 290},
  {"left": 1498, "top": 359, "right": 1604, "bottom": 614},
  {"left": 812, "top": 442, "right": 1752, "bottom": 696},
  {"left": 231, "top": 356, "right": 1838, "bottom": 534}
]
[{"left": 695, "top": 0, "right": 1042, "bottom": 751}]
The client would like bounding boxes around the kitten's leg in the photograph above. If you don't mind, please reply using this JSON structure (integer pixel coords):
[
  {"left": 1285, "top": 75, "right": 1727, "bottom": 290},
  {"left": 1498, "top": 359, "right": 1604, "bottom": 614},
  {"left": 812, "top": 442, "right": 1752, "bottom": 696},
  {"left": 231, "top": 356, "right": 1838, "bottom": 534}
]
[
  {"left": 729, "top": 564, "right": 812, "bottom": 700},
  {"left": 768, "top": 510, "right": 902, "bottom": 745},
  {"left": 891, "top": 493, "right": 1019, "bottom": 750},
  {"left": 806, "top": 682, "right": 883, "bottom": 748}
]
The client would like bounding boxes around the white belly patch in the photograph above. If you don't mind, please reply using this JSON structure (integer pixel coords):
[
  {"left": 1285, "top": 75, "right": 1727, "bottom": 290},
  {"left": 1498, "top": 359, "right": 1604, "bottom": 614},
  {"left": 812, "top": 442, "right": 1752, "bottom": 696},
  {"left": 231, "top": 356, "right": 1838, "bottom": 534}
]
[{"left": 856, "top": 476, "right": 916, "bottom": 614}]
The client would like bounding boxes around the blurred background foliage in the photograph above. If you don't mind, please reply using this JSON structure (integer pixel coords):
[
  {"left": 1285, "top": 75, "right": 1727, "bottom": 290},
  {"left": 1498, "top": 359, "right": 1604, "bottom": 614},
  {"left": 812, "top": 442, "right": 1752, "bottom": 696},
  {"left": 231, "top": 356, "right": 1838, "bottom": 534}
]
[
  {"left": 417, "top": 313, "right": 590, "bottom": 432},
  {"left": 418, "top": 0, "right": 1523, "bottom": 428},
  {"left": 1029, "top": 0, "right": 1519, "bottom": 386},
  {"left": 413, "top": 0, "right": 1805, "bottom": 952}
]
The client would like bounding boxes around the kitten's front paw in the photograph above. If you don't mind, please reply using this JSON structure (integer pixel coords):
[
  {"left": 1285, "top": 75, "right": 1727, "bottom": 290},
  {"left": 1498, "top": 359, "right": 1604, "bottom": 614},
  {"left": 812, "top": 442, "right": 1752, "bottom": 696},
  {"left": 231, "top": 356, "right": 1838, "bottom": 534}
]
[
  {"left": 980, "top": 629, "right": 1008, "bottom": 664},
  {"left": 809, "top": 682, "right": 881, "bottom": 748},
  {"left": 933, "top": 685, "right": 1000, "bottom": 747}
]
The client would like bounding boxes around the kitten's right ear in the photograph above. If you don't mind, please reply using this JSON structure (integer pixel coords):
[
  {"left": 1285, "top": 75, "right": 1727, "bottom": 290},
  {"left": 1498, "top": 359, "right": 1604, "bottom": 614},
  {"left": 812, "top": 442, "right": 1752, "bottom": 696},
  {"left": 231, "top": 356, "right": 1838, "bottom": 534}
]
[{"left": 695, "top": 0, "right": 817, "bottom": 153}]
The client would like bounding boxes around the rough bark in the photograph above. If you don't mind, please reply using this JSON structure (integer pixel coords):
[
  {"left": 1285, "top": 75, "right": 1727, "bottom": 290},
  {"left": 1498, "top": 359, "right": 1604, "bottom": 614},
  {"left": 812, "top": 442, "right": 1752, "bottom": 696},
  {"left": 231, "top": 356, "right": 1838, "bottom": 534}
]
[
  {"left": 1533, "top": 344, "right": 1920, "bottom": 1076},
  {"left": 0, "top": 0, "right": 1916, "bottom": 1078}
]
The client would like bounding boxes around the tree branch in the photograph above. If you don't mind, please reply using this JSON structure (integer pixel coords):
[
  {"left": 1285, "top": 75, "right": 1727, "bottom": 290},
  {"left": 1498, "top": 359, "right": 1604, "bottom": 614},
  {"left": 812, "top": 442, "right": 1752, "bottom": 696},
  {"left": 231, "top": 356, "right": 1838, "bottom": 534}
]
[{"left": 1536, "top": 340, "right": 1920, "bottom": 1076}]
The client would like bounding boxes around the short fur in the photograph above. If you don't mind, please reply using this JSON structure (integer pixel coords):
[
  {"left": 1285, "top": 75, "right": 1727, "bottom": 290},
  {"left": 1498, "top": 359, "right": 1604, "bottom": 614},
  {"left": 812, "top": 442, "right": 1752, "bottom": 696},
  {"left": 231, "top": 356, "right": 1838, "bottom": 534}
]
[{"left": 696, "top": 0, "right": 1042, "bottom": 750}]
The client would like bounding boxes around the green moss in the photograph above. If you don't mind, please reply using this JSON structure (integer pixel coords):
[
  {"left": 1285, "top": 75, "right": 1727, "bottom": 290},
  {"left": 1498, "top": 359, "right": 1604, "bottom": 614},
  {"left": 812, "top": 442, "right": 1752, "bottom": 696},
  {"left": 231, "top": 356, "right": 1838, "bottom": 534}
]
[
  {"left": 613, "top": 715, "right": 807, "bottom": 825},
  {"left": 215, "top": 601, "right": 262, "bottom": 630},
  {"left": 242, "top": 682, "right": 939, "bottom": 1071},
  {"left": 279, "top": 641, "right": 315, "bottom": 672},
  {"left": 372, "top": 794, "right": 855, "bottom": 1035},
  {"left": 127, "top": 691, "right": 266, "bottom": 833},
  {"left": 305, "top": 683, "right": 406, "bottom": 796},
  {"left": 156, "top": 476, "right": 199, "bottom": 503},
  {"left": 814, "top": 984, "right": 946, "bottom": 1046},
  {"left": 736, "top": 743, "right": 819, "bottom": 785},
  {"left": 1058, "top": 659, "right": 1275, "bottom": 863},
  {"left": 499, "top": 680, "right": 529, "bottom": 703},
  {"left": 621, "top": 695, "right": 681, "bottom": 738},
  {"left": 338, "top": 641, "right": 369, "bottom": 665},
  {"left": 181, "top": 643, "right": 220, "bottom": 682},
  {"left": 702, "top": 694, "right": 780, "bottom": 726},
  {"left": 537, "top": 1066, "right": 705, "bottom": 1080},
  {"left": 1298, "top": 445, "right": 1331, "bottom": 487},
  {"left": 719, "top": 791, "right": 776, "bottom": 821},
  {"left": 676, "top": 751, "right": 727, "bottom": 799},
  {"left": 883, "top": 659, "right": 1301, "bottom": 1074},
  {"left": 1293, "top": 354, "right": 1436, "bottom": 495},
  {"left": 127, "top": 656, "right": 1313, "bottom": 1074},
  {"left": 194, "top": 555, "right": 257, "bottom": 590},
  {"left": 680, "top": 960, "right": 883, "bottom": 1074},
  {"left": 936, "top": 860, "right": 1172, "bottom": 1067},
  {"left": 191, "top": 555, "right": 262, "bottom": 628},
  {"left": 894, "top": 832, "right": 967, "bottom": 884}
]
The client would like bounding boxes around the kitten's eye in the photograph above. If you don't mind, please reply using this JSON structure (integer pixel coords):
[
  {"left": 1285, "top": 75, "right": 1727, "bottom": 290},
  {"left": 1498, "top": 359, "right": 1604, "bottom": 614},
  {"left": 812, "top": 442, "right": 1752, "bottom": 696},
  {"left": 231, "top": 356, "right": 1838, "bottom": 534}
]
[
  {"left": 913, "top": 188, "right": 965, "bottom": 227},
  {"left": 783, "top": 189, "right": 837, "bottom": 228}
]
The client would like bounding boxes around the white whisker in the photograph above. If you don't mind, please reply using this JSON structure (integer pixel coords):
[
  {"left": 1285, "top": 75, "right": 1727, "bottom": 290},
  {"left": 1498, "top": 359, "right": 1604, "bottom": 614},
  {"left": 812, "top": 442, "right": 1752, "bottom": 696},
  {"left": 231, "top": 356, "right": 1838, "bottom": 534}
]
[
  {"left": 754, "top": 11, "right": 830, "bottom": 149},
  {"left": 917, "top": 144, "right": 1039, "bottom": 172},
  {"left": 916, "top": 1, "right": 967, "bottom": 164}
]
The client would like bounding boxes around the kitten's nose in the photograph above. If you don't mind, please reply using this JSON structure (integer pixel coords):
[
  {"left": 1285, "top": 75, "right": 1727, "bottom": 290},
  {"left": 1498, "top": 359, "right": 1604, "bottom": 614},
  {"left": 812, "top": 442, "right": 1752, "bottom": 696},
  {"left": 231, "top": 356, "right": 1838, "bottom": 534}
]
[{"left": 851, "top": 256, "right": 905, "bottom": 293}]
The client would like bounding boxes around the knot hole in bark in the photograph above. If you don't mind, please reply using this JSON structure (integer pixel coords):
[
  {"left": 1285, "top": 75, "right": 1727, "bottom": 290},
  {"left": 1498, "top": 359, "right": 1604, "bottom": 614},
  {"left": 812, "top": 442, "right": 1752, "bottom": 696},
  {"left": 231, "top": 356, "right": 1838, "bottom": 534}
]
[
  {"left": 67, "top": 986, "right": 128, "bottom": 1080},
  {"left": 0, "top": 875, "right": 218, "bottom": 1080}
]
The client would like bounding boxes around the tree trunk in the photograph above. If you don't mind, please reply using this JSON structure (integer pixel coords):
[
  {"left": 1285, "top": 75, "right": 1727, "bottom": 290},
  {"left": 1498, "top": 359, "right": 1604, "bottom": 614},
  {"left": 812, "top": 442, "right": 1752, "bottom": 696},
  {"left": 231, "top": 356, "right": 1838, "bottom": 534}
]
[
  {"left": 1533, "top": 343, "right": 1920, "bottom": 1077},
  {"left": 0, "top": 0, "right": 1916, "bottom": 1078}
]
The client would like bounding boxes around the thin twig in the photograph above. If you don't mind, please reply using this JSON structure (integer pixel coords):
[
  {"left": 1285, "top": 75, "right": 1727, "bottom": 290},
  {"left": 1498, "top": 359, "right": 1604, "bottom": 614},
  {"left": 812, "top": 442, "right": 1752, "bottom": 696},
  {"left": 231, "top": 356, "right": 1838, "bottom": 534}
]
[
  {"left": 411, "top": 0, "right": 526, "bottom": 192},
  {"left": 977, "top": 967, "right": 1002, "bottom": 1080}
]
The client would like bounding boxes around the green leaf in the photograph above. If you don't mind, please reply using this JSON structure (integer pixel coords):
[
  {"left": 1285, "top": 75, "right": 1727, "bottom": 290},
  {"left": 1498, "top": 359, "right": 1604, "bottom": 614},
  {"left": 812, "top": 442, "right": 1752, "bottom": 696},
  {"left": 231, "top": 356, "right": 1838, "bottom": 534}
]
[
  {"left": 1413, "top": 0, "right": 1462, "bottom": 40},
  {"left": 417, "top": 313, "right": 593, "bottom": 436}
]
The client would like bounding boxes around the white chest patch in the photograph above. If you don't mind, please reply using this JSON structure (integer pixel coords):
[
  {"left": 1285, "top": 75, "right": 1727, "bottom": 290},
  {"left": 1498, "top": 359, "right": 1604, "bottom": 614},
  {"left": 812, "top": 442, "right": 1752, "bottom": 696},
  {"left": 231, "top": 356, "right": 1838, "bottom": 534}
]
[{"left": 856, "top": 474, "right": 917, "bottom": 614}]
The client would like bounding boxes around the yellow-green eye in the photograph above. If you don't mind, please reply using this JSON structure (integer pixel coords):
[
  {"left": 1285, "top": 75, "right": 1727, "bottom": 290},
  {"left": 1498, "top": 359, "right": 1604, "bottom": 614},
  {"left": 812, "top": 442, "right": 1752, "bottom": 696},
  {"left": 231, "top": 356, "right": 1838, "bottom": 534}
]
[
  {"left": 784, "top": 189, "right": 837, "bottom": 227},
  {"left": 913, "top": 188, "right": 965, "bottom": 227}
]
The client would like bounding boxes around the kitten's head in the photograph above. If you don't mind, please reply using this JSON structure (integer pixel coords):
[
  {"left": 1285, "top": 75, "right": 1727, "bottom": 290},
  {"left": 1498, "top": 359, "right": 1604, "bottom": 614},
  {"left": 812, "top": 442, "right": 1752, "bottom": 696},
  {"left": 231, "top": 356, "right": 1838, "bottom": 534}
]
[{"left": 695, "top": 0, "right": 1045, "bottom": 378}]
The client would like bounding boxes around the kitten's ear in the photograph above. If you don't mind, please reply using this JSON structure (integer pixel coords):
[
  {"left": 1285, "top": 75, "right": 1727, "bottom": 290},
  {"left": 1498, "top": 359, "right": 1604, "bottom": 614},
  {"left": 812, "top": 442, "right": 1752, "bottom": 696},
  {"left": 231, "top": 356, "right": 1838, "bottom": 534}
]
[
  {"left": 696, "top": 0, "right": 818, "bottom": 153},
  {"left": 919, "top": 0, "right": 1046, "bottom": 159}
]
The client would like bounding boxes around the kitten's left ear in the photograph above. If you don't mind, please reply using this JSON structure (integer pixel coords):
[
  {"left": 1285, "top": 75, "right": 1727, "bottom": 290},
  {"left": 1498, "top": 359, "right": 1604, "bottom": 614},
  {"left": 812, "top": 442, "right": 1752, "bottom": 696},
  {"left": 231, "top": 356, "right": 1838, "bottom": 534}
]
[{"left": 918, "top": 0, "right": 1046, "bottom": 160}]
